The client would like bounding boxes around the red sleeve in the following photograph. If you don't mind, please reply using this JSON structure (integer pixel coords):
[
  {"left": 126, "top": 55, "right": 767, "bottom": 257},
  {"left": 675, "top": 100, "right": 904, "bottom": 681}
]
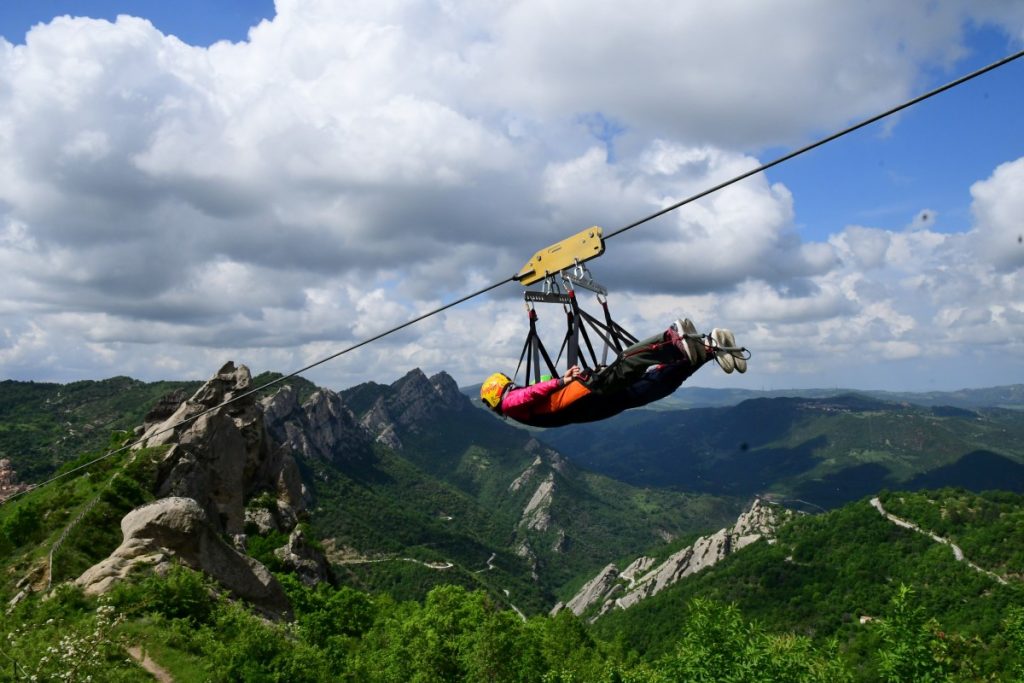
[{"left": 501, "top": 378, "right": 563, "bottom": 413}]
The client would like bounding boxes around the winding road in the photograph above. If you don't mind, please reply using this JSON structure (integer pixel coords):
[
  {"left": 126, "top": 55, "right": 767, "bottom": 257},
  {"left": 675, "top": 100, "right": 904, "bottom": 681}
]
[{"left": 870, "top": 497, "right": 1007, "bottom": 585}]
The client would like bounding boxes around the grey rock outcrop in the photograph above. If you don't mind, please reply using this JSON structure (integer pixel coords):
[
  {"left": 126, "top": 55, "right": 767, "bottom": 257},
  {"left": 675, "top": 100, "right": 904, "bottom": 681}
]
[
  {"left": 358, "top": 369, "right": 469, "bottom": 447},
  {"left": 75, "top": 361, "right": 331, "bottom": 615},
  {"left": 508, "top": 439, "right": 572, "bottom": 554},
  {"left": 139, "top": 388, "right": 189, "bottom": 434},
  {"left": 274, "top": 527, "right": 332, "bottom": 587},
  {"left": 555, "top": 564, "right": 620, "bottom": 617},
  {"left": 76, "top": 497, "right": 291, "bottom": 618},
  {"left": 556, "top": 498, "right": 790, "bottom": 619},
  {"left": 137, "top": 362, "right": 304, "bottom": 536},
  {"left": 520, "top": 474, "right": 554, "bottom": 532},
  {"left": 262, "top": 385, "right": 373, "bottom": 465},
  {"left": 0, "top": 459, "right": 31, "bottom": 502}
]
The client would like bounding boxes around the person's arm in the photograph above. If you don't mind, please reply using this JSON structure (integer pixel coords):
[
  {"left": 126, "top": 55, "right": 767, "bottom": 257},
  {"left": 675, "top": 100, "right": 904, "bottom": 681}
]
[{"left": 501, "top": 366, "right": 582, "bottom": 412}]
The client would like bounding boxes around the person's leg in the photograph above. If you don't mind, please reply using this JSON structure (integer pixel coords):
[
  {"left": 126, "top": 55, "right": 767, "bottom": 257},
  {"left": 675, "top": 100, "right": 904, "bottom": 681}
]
[
  {"left": 584, "top": 329, "right": 697, "bottom": 396},
  {"left": 619, "top": 363, "right": 696, "bottom": 409}
]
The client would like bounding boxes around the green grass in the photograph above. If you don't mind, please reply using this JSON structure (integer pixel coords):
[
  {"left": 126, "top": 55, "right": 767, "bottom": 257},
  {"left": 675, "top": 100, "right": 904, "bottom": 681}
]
[{"left": 120, "top": 619, "right": 211, "bottom": 681}]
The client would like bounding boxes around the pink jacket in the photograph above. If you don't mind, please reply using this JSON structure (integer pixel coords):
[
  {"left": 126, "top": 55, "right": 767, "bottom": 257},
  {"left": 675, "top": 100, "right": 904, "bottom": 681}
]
[{"left": 500, "top": 377, "right": 593, "bottom": 424}]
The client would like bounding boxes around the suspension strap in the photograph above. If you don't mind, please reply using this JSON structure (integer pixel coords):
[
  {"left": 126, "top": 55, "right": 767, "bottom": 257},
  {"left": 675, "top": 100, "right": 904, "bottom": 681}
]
[
  {"left": 601, "top": 298, "right": 637, "bottom": 348},
  {"left": 568, "top": 291, "right": 601, "bottom": 370},
  {"left": 515, "top": 307, "right": 558, "bottom": 384}
]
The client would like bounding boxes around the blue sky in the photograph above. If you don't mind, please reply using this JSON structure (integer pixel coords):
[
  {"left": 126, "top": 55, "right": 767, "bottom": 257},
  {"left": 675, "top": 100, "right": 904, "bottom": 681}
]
[
  {"left": 766, "top": 24, "right": 1024, "bottom": 241},
  {"left": 0, "top": 2, "right": 1022, "bottom": 393},
  {"left": 0, "top": 1, "right": 274, "bottom": 46}
]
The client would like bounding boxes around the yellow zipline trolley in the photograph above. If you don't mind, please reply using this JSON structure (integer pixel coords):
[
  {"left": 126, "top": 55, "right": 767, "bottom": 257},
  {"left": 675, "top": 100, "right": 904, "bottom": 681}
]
[{"left": 511, "top": 227, "right": 637, "bottom": 384}]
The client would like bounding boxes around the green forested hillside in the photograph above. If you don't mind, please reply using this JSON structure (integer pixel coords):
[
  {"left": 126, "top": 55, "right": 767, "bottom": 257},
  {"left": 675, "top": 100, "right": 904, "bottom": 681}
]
[
  {"left": 0, "top": 377, "right": 199, "bottom": 481},
  {"left": 542, "top": 394, "right": 1024, "bottom": 508},
  {"left": 3, "top": 493, "right": 1022, "bottom": 681},
  {"left": 879, "top": 489, "right": 1024, "bottom": 578},
  {"left": 591, "top": 492, "right": 1024, "bottom": 678},
  {"left": 305, "top": 374, "right": 740, "bottom": 604},
  {"left": 0, "top": 372, "right": 741, "bottom": 608},
  {"left": 4, "top": 375, "right": 1024, "bottom": 680}
]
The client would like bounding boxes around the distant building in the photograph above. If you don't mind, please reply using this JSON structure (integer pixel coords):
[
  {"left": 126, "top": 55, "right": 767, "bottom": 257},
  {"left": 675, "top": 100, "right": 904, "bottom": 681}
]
[{"left": 0, "top": 459, "right": 32, "bottom": 502}]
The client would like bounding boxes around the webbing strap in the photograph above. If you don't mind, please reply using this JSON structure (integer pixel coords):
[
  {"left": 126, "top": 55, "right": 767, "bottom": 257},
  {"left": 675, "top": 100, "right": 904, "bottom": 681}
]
[
  {"left": 518, "top": 291, "right": 636, "bottom": 378},
  {"left": 515, "top": 309, "right": 558, "bottom": 384},
  {"left": 569, "top": 293, "right": 600, "bottom": 370}
]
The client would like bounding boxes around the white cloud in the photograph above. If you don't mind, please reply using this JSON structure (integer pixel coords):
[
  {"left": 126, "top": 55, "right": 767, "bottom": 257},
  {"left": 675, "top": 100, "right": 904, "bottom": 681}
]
[
  {"left": 0, "top": 2, "right": 1020, "bottom": 391},
  {"left": 476, "top": 0, "right": 975, "bottom": 148},
  {"left": 969, "top": 157, "right": 1024, "bottom": 271}
]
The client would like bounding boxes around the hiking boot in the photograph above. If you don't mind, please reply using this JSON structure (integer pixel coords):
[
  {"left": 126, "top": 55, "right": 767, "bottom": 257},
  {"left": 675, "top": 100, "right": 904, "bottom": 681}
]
[
  {"left": 710, "top": 328, "right": 747, "bottom": 374},
  {"left": 670, "top": 319, "right": 706, "bottom": 366}
]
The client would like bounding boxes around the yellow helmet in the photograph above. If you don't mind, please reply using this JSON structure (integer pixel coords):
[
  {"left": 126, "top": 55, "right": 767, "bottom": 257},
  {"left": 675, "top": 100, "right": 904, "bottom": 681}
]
[{"left": 480, "top": 372, "right": 512, "bottom": 410}]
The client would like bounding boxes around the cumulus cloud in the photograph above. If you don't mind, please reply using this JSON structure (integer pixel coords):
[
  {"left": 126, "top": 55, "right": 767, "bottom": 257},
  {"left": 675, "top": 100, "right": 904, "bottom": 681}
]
[
  {"left": 0, "top": 1, "right": 1021, "bottom": 390},
  {"left": 477, "top": 0, "right": 982, "bottom": 148},
  {"left": 721, "top": 157, "right": 1024, "bottom": 389},
  {"left": 969, "top": 158, "right": 1024, "bottom": 271}
]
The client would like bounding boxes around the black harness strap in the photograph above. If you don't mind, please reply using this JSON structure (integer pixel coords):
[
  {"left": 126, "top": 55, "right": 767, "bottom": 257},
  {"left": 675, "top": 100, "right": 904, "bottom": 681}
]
[
  {"left": 518, "top": 283, "right": 636, "bottom": 379},
  {"left": 515, "top": 308, "right": 558, "bottom": 384},
  {"left": 568, "top": 291, "right": 601, "bottom": 370}
]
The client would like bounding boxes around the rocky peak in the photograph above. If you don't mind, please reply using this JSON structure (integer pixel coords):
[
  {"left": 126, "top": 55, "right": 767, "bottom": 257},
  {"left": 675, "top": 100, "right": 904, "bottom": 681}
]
[
  {"left": 137, "top": 361, "right": 304, "bottom": 537},
  {"left": 556, "top": 498, "right": 793, "bottom": 620},
  {"left": 139, "top": 362, "right": 257, "bottom": 448},
  {"left": 428, "top": 371, "right": 465, "bottom": 408},
  {"left": 262, "top": 385, "right": 373, "bottom": 465},
  {"left": 358, "top": 368, "right": 470, "bottom": 447}
]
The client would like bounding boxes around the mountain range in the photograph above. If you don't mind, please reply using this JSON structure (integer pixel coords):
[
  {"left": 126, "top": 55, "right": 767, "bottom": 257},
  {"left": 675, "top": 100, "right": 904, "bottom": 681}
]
[
  {"left": 1, "top": 368, "right": 1022, "bottom": 679},
  {"left": 539, "top": 391, "right": 1024, "bottom": 509}
]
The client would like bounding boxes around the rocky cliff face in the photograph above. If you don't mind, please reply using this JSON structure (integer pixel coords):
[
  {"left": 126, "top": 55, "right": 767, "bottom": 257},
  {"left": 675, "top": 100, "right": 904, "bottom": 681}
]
[
  {"left": 262, "top": 384, "right": 373, "bottom": 466},
  {"left": 357, "top": 369, "right": 470, "bottom": 448},
  {"left": 76, "top": 362, "right": 325, "bottom": 617},
  {"left": 136, "top": 362, "right": 305, "bottom": 536},
  {"left": 553, "top": 498, "right": 790, "bottom": 620},
  {"left": 76, "top": 497, "right": 291, "bottom": 617}
]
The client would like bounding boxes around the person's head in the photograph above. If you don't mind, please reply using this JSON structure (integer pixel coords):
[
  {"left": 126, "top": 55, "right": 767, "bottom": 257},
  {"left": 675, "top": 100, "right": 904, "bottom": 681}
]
[{"left": 480, "top": 372, "right": 512, "bottom": 412}]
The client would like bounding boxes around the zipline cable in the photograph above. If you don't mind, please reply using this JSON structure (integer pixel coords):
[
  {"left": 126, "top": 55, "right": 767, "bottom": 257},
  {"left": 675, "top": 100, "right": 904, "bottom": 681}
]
[
  {"left": 3, "top": 48, "right": 1022, "bottom": 506},
  {"left": 603, "top": 47, "right": 1024, "bottom": 241}
]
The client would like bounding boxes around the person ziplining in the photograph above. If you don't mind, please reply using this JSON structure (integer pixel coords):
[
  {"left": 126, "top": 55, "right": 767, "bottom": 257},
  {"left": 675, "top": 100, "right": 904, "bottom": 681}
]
[
  {"left": 480, "top": 227, "right": 748, "bottom": 428},
  {"left": 481, "top": 318, "right": 745, "bottom": 428}
]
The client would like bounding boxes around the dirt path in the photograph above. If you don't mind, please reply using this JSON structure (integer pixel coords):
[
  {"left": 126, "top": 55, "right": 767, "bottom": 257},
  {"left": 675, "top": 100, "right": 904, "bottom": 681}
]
[
  {"left": 870, "top": 497, "right": 1007, "bottom": 585},
  {"left": 335, "top": 556, "right": 453, "bottom": 570},
  {"left": 127, "top": 646, "right": 174, "bottom": 682}
]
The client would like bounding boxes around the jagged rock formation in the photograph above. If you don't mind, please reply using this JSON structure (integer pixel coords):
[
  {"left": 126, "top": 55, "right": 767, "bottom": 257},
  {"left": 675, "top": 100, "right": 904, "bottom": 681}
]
[
  {"left": 76, "top": 362, "right": 334, "bottom": 616},
  {"left": 520, "top": 474, "right": 554, "bottom": 532},
  {"left": 137, "top": 388, "right": 189, "bottom": 435},
  {"left": 76, "top": 497, "right": 291, "bottom": 617},
  {"left": 562, "top": 564, "right": 620, "bottom": 616},
  {"left": 359, "top": 369, "right": 468, "bottom": 448},
  {"left": 262, "top": 385, "right": 373, "bottom": 465},
  {"left": 508, "top": 439, "right": 577, "bottom": 554},
  {"left": 554, "top": 498, "right": 789, "bottom": 620},
  {"left": 137, "top": 362, "right": 304, "bottom": 536}
]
